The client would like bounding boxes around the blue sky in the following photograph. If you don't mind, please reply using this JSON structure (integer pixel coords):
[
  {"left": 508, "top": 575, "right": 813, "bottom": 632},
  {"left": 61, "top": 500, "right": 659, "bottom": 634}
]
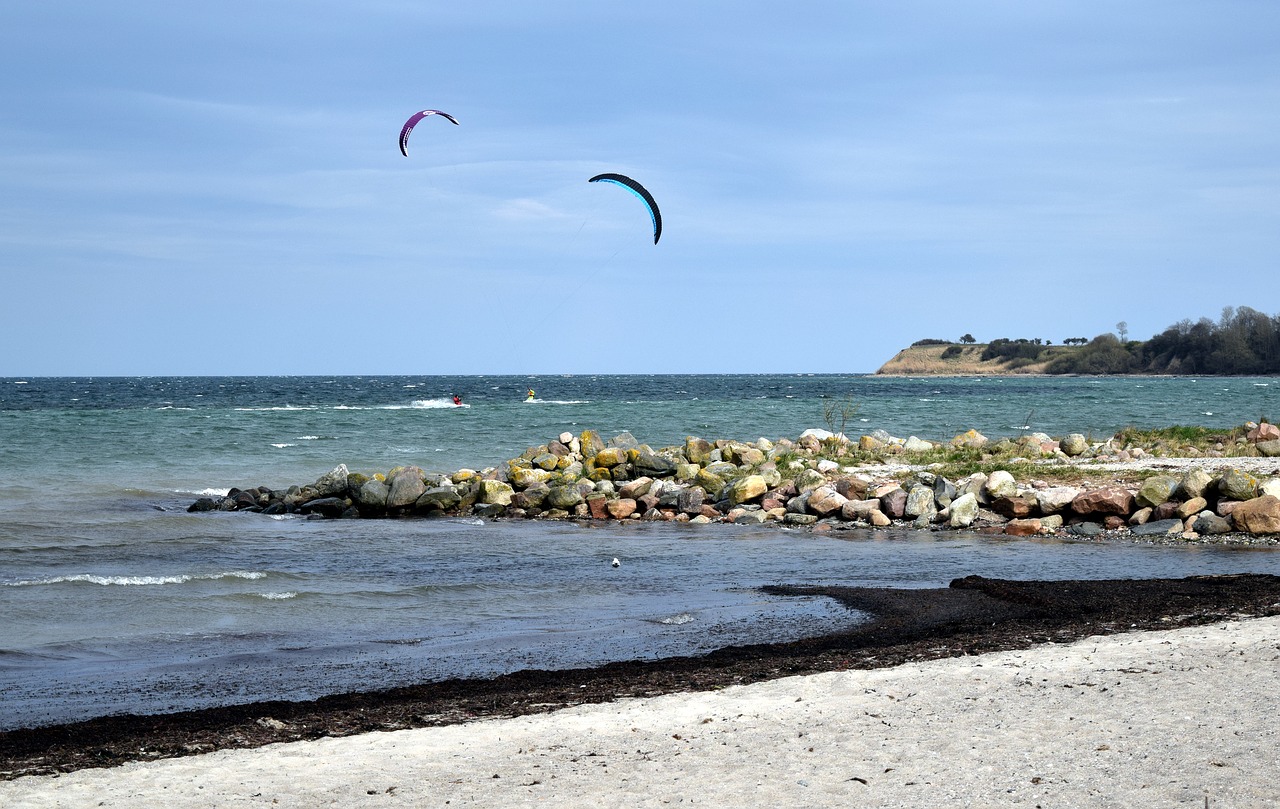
[{"left": 2, "top": 1, "right": 1278, "bottom": 375}]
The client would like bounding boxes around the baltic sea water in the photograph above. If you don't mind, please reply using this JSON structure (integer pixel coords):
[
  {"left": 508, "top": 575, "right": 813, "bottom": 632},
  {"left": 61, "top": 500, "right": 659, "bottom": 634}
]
[{"left": 2, "top": 374, "right": 1279, "bottom": 729}]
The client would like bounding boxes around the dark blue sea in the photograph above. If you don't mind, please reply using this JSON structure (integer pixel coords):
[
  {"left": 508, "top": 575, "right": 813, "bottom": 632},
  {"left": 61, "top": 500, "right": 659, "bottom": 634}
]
[{"left": 2, "top": 374, "right": 1279, "bottom": 730}]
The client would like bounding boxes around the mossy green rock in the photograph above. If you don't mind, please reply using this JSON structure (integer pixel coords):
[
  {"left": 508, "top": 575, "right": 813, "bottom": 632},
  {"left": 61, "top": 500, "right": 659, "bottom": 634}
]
[
  {"left": 531, "top": 453, "right": 559, "bottom": 471},
  {"left": 1218, "top": 468, "right": 1260, "bottom": 501},
  {"left": 594, "top": 447, "right": 628, "bottom": 468},
  {"left": 479, "top": 480, "right": 514, "bottom": 506},
  {"left": 509, "top": 466, "right": 551, "bottom": 489},
  {"left": 794, "top": 468, "right": 827, "bottom": 493},
  {"left": 545, "top": 485, "right": 585, "bottom": 510},
  {"left": 1136, "top": 475, "right": 1180, "bottom": 509},
  {"left": 696, "top": 468, "right": 727, "bottom": 498},
  {"left": 579, "top": 430, "right": 606, "bottom": 457},
  {"left": 727, "top": 475, "right": 768, "bottom": 506},
  {"left": 685, "top": 437, "right": 713, "bottom": 465}
]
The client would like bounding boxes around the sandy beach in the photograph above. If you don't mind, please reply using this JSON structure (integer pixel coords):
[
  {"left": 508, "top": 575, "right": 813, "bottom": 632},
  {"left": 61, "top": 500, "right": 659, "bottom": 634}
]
[{"left": 4, "top": 613, "right": 1277, "bottom": 808}]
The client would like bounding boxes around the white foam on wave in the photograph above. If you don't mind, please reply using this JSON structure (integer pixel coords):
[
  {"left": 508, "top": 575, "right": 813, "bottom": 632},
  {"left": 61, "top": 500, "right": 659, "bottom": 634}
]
[
  {"left": 258, "top": 592, "right": 297, "bottom": 600},
  {"left": 234, "top": 406, "right": 317, "bottom": 412},
  {"left": 175, "top": 487, "right": 231, "bottom": 497},
  {"left": 410, "top": 398, "right": 468, "bottom": 409},
  {"left": 524, "top": 399, "right": 588, "bottom": 405},
  {"left": 5, "top": 570, "right": 267, "bottom": 587},
  {"left": 270, "top": 443, "right": 295, "bottom": 449},
  {"left": 655, "top": 613, "right": 695, "bottom": 625}
]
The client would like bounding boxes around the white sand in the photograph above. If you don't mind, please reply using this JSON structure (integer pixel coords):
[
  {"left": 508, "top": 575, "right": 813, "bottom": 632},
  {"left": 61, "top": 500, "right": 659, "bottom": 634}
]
[{"left": 5, "top": 617, "right": 1278, "bottom": 808}]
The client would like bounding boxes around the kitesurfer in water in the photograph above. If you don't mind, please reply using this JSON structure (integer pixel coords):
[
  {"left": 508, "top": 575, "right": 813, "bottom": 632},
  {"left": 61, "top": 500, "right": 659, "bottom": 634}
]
[
  {"left": 526, "top": 389, "right": 536, "bottom": 401},
  {"left": 453, "top": 395, "right": 462, "bottom": 406}
]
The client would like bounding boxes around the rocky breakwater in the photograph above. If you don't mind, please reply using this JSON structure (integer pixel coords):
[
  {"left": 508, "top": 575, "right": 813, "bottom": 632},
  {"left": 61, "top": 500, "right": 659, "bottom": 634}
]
[{"left": 188, "top": 424, "right": 1280, "bottom": 540}]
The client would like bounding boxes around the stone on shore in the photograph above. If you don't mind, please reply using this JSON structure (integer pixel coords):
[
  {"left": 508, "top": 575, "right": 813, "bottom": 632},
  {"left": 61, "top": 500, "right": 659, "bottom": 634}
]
[
  {"left": 951, "top": 429, "right": 988, "bottom": 449},
  {"left": 479, "top": 480, "right": 514, "bottom": 506},
  {"left": 727, "top": 475, "right": 768, "bottom": 506},
  {"left": 948, "top": 492, "right": 979, "bottom": 528},
  {"left": 807, "top": 486, "right": 848, "bottom": 517},
  {"left": 1136, "top": 475, "right": 1180, "bottom": 510},
  {"left": 1230, "top": 495, "right": 1280, "bottom": 534},
  {"left": 1071, "top": 487, "right": 1135, "bottom": 517},
  {"left": 1036, "top": 486, "right": 1081, "bottom": 515},
  {"left": 416, "top": 486, "right": 461, "bottom": 512},
  {"left": 355, "top": 479, "right": 390, "bottom": 510},
  {"left": 984, "top": 470, "right": 1017, "bottom": 500},
  {"left": 1130, "top": 518, "right": 1184, "bottom": 537},
  {"left": 1005, "top": 518, "right": 1042, "bottom": 536},
  {"left": 1060, "top": 434, "right": 1089, "bottom": 457},
  {"left": 1177, "top": 468, "right": 1214, "bottom": 500},
  {"left": 313, "top": 464, "right": 349, "bottom": 498},
  {"left": 1218, "top": 468, "right": 1260, "bottom": 502},
  {"left": 1247, "top": 422, "right": 1280, "bottom": 442},
  {"left": 545, "top": 485, "right": 585, "bottom": 510},
  {"left": 386, "top": 467, "right": 427, "bottom": 509}
]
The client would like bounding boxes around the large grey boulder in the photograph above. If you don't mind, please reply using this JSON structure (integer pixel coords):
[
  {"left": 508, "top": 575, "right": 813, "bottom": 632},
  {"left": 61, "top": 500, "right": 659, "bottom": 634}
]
[
  {"left": 794, "top": 468, "right": 828, "bottom": 494},
  {"left": 416, "top": 485, "right": 461, "bottom": 512},
  {"left": 545, "top": 485, "right": 585, "bottom": 510},
  {"left": 1178, "top": 468, "right": 1214, "bottom": 500},
  {"left": 313, "top": 464, "right": 350, "bottom": 497},
  {"left": 904, "top": 485, "right": 937, "bottom": 521},
  {"left": 1129, "top": 518, "right": 1183, "bottom": 537},
  {"left": 386, "top": 467, "right": 427, "bottom": 509},
  {"left": 355, "top": 479, "right": 390, "bottom": 510},
  {"left": 1192, "top": 513, "right": 1233, "bottom": 535},
  {"left": 633, "top": 450, "right": 679, "bottom": 479}
]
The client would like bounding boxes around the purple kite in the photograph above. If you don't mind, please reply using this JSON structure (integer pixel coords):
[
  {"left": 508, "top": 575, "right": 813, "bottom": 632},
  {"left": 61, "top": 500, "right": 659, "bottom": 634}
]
[{"left": 399, "top": 109, "right": 460, "bottom": 157}]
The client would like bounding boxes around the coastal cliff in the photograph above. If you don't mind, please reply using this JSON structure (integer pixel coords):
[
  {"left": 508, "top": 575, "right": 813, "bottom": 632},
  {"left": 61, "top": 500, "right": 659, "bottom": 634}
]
[{"left": 875, "top": 343, "right": 1076, "bottom": 375}]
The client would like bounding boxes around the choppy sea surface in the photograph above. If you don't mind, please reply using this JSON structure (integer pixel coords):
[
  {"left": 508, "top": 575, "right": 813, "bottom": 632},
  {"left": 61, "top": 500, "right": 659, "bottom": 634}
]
[{"left": 2, "top": 374, "right": 1279, "bottom": 730}]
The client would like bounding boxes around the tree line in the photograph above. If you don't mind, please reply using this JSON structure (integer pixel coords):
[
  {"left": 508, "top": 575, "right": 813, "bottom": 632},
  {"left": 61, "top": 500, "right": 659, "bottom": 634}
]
[
  {"left": 913, "top": 306, "right": 1280, "bottom": 374},
  {"left": 1050, "top": 306, "right": 1280, "bottom": 375}
]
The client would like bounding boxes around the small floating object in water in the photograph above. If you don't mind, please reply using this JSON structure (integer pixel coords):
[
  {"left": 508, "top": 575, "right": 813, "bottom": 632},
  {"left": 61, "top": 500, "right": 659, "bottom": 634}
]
[{"left": 611, "top": 557, "right": 621, "bottom": 568}]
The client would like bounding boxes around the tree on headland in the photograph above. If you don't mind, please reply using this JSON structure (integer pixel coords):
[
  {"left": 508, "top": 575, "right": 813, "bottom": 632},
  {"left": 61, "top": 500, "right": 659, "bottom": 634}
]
[
  {"left": 1116, "top": 321, "right": 1129, "bottom": 342},
  {"left": 1044, "top": 306, "right": 1280, "bottom": 374},
  {"left": 959, "top": 333, "right": 976, "bottom": 344}
]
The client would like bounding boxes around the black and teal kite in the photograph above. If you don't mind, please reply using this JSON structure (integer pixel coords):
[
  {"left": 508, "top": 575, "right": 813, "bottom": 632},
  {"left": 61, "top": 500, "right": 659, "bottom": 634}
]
[{"left": 588, "top": 173, "right": 662, "bottom": 244}]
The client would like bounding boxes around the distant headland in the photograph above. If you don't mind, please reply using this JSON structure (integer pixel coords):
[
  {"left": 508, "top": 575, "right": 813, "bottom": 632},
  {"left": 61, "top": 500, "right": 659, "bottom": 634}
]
[{"left": 877, "top": 305, "right": 1280, "bottom": 376}]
